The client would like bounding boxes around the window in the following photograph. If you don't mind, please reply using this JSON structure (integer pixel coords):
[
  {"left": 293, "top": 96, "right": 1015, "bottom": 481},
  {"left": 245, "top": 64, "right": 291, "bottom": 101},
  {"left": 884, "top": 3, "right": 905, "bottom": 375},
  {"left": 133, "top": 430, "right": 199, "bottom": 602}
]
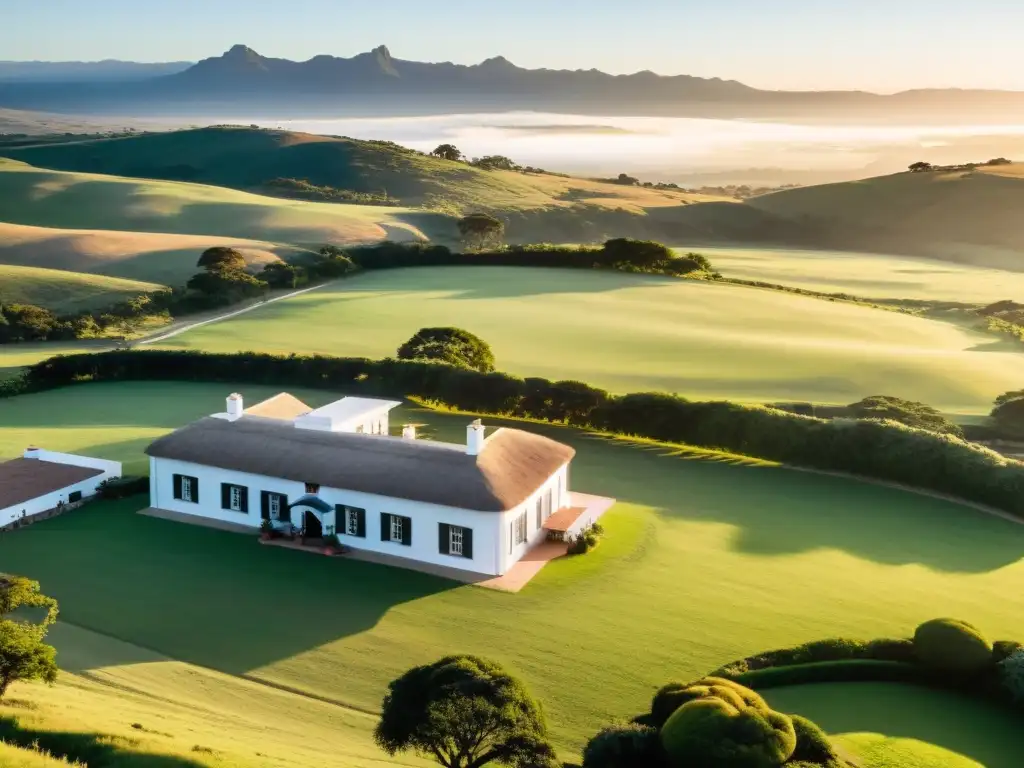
[
  {"left": 261, "top": 491, "right": 287, "bottom": 521},
  {"left": 513, "top": 512, "right": 527, "bottom": 546},
  {"left": 305, "top": 482, "right": 320, "bottom": 494},
  {"left": 439, "top": 523, "right": 473, "bottom": 559},
  {"left": 449, "top": 526, "right": 464, "bottom": 556},
  {"left": 221, "top": 483, "right": 248, "bottom": 513},
  {"left": 544, "top": 488, "right": 553, "bottom": 518},
  {"left": 339, "top": 505, "right": 366, "bottom": 538},
  {"left": 390, "top": 515, "right": 404, "bottom": 543},
  {"left": 68, "top": 491, "right": 83, "bottom": 503},
  {"left": 535, "top": 496, "right": 543, "bottom": 529},
  {"left": 381, "top": 513, "right": 411, "bottom": 545},
  {"left": 173, "top": 474, "right": 199, "bottom": 504}
]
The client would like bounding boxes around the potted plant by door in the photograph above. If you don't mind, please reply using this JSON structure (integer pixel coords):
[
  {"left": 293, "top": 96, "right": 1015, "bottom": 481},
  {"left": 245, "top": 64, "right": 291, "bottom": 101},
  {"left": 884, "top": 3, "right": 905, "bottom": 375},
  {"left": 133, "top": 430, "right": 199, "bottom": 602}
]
[
  {"left": 259, "top": 519, "right": 274, "bottom": 541},
  {"left": 322, "top": 534, "right": 340, "bottom": 556}
]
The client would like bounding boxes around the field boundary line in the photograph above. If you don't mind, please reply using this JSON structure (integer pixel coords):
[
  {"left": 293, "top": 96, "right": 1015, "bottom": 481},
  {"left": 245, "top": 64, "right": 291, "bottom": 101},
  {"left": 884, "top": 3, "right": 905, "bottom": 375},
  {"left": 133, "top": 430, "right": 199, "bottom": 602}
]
[{"left": 137, "top": 280, "right": 338, "bottom": 345}]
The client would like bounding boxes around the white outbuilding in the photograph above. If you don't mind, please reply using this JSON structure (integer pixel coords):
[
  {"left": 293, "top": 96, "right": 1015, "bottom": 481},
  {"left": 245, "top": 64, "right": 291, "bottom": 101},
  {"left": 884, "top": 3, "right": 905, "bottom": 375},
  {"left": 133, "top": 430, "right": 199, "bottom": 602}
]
[
  {"left": 0, "top": 448, "right": 122, "bottom": 529},
  {"left": 145, "top": 393, "right": 586, "bottom": 576}
]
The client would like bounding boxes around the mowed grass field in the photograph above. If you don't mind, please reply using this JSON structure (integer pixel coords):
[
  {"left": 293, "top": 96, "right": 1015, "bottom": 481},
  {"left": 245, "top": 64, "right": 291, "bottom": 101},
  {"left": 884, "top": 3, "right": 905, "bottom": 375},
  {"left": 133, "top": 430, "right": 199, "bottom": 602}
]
[
  {"left": 684, "top": 245, "right": 1024, "bottom": 303},
  {"left": 0, "top": 158, "right": 440, "bottom": 256},
  {"left": 153, "top": 266, "right": 1024, "bottom": 414},
  {"left": 0, "top": 263, "right": 164, "bottom": 312},
  {"left": 1, "top": 381, "right": 1024, "bottom": 766}
]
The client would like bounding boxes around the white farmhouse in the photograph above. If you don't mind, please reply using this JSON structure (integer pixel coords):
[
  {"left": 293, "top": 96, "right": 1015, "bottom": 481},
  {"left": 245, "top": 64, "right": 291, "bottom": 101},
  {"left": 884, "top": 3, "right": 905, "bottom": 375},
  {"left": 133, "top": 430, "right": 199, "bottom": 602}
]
[
  {"left": 145, "top": 393, "right": 585, "bottom": 576},
  {"left": 0, "top": 448, "right": 122, "bottom": 528}
]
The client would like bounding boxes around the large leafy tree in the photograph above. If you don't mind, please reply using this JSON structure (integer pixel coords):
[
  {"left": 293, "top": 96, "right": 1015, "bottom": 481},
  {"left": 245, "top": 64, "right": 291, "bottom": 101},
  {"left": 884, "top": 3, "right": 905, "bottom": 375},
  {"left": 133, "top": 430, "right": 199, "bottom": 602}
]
[
  {"left": 457, "top": 213, "right": 505, "bottom": 252},
  {"left": 375, "top": 655, "right": 556, "bottom": 768},
  {"left": 0, "top": 576, "right": 59, "bottom": 700},
  {"left": 432, "top": 144, "right": 464, "bottom": 162},
  {"left": 397, "top": 327, "right": 496, "bottom": 373},
  {"left": 197, "top": 246, "right": 247, "bottom": 273}
]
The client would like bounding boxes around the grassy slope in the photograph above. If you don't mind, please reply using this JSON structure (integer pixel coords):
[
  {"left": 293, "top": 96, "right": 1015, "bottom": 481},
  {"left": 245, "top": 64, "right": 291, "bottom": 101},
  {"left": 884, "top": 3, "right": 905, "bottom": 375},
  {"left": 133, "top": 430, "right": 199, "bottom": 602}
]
[
  {"left": 0, "top": 158, "right": 437, "bottom": 258},
  {"left": 0, "top": 264, "right": 164, "bottom": 312},
  {"left": 0, "top": 220, "right": 318, "bottom": 286},
  {"left": 2, "top": 381, "right": 1024, "bottom": 762},
  {"left": 680, "top": 245, "right": 1024, "bottom": 303},
  {"left": 749, "top": 165, "right": 1024, "bottom": 269},
  {"left": 151, "top": 266, "right": 1024, "bottom": 414},
  {"left": 0, "top": 126, "right": 729, "bottom": 215}
]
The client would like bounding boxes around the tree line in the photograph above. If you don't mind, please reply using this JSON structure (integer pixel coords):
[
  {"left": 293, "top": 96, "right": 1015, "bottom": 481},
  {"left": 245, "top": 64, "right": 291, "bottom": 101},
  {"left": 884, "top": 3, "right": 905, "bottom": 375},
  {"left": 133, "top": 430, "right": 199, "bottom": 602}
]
[{"left": 12, "top": 349, "right": 1024, "bottom": 520}]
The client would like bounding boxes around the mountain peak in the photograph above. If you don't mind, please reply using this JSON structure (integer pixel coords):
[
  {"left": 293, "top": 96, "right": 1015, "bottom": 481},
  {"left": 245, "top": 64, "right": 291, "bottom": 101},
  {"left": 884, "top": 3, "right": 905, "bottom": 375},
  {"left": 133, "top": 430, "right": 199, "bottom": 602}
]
[
  {"left": 479, "top": 55, "right": 517, "bottom": 71},
  {"left": 225, "top": 44, "right": 260, "bottom": 59}
]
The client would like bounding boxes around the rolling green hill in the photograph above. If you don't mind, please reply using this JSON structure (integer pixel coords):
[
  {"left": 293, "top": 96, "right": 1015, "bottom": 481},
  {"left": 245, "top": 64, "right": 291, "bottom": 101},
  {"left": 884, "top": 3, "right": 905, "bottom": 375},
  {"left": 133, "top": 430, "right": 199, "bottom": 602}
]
[
  {"left": 0, "top": 263, "right": 163, "bottom": 311},
  {"left": 0, "top": 126, "right": 729, "bottom": 216},
  {"left": 151, "top": 266, "right": 1024, "bottom": 414},
  {"left": 750, "top": 165, "right": 1024, "bottom": 269}
]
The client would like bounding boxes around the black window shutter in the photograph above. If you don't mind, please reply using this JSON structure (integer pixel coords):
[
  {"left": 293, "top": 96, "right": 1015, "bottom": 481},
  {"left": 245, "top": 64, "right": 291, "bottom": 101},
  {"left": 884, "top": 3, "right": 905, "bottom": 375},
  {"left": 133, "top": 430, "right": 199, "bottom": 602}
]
[
  {"left": 402, "top": 516, "right": 412, "bottom": 546},
  {"left": 380, "top": 513, "right": 390, "bottom": 541},
  {"left": 439, "top": 523, "right": 450, "bottom": 555},
  {"left": 240, "top": 487, "right": 249, "bottom": 513},
  {"left": 190, "top": 477, "right": 199, "bottom": 503},
  {"left": 173, "top": 475, "right": 183, "bottom": 500},
  {"left": 462, "top": 528, "right": 473, "bottom": 559},
  {"left": 221, "top": 483, "right": 231, "bottom": 510},
  {"left": 261, "top": 492, "right": 270, "bottom": 520},
  {"left": 356, "top": 508, "right": 366, "bottom": 538}
]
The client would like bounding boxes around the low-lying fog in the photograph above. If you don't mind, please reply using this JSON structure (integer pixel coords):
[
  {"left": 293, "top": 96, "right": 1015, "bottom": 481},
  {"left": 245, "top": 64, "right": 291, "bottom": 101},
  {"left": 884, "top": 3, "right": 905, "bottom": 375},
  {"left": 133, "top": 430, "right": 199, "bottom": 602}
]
[{"left": 222, "top": 111, "right": 1024, "bottom": 186}]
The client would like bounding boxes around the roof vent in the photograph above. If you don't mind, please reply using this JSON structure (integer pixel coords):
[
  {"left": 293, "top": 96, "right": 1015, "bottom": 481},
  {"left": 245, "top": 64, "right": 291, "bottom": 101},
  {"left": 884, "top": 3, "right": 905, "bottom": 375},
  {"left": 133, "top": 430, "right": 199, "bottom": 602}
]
[
  {"left": 226, "top": 393, "right": 244, "bottom": 421},
  {"left": 402, "top": 424, "right": 417, "bottom": 440},
  {"left": 23, "top": 446, "right": 41, "bottom": 460}
]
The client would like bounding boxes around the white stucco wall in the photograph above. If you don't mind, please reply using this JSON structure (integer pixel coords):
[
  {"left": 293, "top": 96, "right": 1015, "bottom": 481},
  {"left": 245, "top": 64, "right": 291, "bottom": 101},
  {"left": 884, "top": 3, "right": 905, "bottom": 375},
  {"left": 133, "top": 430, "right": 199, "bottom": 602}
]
[
  {"left": 499, "top": 463, "right": 570, "bottom": 573},
  {"left": 150, "top": 456, "right": 512, "bottom": 575},
  {"left": 1, "top": 451, "right": 122, "bottom": 528}
]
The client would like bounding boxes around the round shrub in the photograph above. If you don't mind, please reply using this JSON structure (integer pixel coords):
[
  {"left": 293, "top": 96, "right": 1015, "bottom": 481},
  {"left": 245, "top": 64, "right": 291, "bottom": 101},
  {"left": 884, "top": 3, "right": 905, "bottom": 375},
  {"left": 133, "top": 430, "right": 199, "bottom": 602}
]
[
  {"left": 650, "top": 678, "right": 767, "bottom": 727},
  {"left": 582, "top": 723, "right": 666, "bottom": 768},
  {"left": 993, "top": 640, "right": 1024, "bottom": 664},
  {"left": 660, "top": 698, "right": 796, "bottom": 768},
  {"left": 999, "top": 649, "right": 1024, "bottom": 702},
  {"left": 913, "top": 618, "right": 993, "bottom": 672},
  {"left": 789, "top": 715, "right": 840, "bottom": 766}
]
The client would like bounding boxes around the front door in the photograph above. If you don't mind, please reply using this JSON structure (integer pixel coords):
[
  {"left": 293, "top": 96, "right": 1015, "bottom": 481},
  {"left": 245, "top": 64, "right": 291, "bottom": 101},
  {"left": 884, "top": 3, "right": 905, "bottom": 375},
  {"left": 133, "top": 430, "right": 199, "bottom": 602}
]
[{"left": 304, "top": 510, "right": 323, "bottom": 539}]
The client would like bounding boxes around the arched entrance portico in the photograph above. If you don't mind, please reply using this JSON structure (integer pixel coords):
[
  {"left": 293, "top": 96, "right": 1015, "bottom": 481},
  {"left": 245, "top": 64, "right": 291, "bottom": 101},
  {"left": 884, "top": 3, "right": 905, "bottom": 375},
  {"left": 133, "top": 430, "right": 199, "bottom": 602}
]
[{"left": 287, "top": 494, "right": 333, "bottom": 539}]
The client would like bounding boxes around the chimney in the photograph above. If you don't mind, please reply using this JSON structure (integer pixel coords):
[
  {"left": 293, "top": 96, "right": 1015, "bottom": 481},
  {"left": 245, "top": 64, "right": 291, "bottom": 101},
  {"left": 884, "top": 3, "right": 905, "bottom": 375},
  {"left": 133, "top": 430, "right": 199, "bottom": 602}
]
[
  {"left": 466, "top": 419, "right": 485, "bottom": 456},
  {"left": 402, "top": 424, "right": 417, "bottom": 440},
  {"left": 23, "top": 446, "right": 41, "bottom": 460},
  {"left": 226, "top": 393, "right": 244, "bottom": 421}
]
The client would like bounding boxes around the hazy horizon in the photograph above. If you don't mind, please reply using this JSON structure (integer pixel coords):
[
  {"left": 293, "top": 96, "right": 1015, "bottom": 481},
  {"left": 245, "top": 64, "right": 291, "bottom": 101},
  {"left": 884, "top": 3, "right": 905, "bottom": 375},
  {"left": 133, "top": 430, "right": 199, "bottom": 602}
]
[{"left": 5, "top": 0, "right": 1024, "bottom": 93}]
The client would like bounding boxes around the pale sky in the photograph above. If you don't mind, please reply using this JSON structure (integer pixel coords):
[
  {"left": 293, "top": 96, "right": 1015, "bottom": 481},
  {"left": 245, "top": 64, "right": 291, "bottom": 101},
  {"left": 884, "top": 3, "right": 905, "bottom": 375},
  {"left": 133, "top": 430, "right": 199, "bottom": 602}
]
[{"left": 2, "top": 0, "right": 1022, "bottom": 93}]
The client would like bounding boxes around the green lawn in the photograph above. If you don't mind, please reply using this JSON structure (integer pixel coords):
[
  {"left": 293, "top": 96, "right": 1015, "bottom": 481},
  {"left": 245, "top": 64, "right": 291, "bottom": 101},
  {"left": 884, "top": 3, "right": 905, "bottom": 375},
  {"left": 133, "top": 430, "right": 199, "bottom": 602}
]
[
  {"left": 2, "top": 380, "right": 1024, "bottom": 762},
  {"left": 152, "top": 266, "right": 1024, "bottom": 414},
  {"left": 681, "top": 245, "right": 1024, "bottom": 303},
  {"left": 767, "top": 683, "right": 1024, "bottom": 767}
]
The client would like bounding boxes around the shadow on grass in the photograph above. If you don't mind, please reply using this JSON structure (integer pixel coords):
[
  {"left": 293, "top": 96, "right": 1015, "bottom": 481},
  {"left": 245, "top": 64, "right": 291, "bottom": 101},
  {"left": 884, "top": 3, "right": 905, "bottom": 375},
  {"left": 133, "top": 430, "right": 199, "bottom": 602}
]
[
  {"left": 0, "top": 715, "right": 206, "bottom": 767},
  {"left": 0, "top": 495, "right": 462, "bottom": 676},
  {"left": 765, "top": 683, "right": 1024, "bottom": 768}
]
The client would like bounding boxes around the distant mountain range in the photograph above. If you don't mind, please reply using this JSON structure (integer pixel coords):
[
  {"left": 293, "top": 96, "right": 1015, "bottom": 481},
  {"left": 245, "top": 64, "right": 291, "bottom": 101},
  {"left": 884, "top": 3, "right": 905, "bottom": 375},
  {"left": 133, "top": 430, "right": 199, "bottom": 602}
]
[{"left": 3, "top": 45, "right": 1024, "bottom": 121}]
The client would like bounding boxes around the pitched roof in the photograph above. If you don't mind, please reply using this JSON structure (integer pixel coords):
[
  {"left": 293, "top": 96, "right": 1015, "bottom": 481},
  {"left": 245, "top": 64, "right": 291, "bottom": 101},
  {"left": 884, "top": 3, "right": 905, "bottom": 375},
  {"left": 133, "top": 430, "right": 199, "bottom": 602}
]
[
  {"left": 0, "top": 458, "right": 104, "bottom": 510},
  {"left": 244, "top": 393, "right": 312, "bottom": 420},
  {"left": 145, "top": 416, "right": 574, "bottom": 512}
]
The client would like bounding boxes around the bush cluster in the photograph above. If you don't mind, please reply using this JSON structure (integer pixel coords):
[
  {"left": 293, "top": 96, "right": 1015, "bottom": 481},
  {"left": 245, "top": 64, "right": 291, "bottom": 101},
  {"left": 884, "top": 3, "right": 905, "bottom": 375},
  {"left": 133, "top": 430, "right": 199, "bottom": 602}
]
[
  {"left": 13, "top": 349, "right": 1024, "bottom": 520},
  {"left": 96, "top": 476, "right": 150, "bottom": 500},
  {"left": 592, "top": 677, "right": 838, "bottom": 768},
  {"left": 566, "top": 522, "right": 604, "bottom": 556},
  {"left": 913, "top": 618, "right": 993, "bottom": 673}
]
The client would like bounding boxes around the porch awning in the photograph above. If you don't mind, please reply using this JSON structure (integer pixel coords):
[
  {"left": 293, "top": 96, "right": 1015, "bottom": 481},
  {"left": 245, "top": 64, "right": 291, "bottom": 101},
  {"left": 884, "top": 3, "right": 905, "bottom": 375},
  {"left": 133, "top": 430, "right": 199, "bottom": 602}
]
[
  {"left": 543, "top": 507, "right": 587, "bottom": 534},
  {"left": 288, "top": 495, "right": 333, "bottom": 515}
]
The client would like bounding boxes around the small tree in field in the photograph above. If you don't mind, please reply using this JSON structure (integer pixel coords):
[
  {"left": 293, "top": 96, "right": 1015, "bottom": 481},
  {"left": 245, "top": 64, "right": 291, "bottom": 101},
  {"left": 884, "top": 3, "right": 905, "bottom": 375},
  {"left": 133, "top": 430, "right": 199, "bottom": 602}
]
[
  {"left": 0, "top": 576, "right": 59, "bottom": 700},
  {"left": 908, "top": 161, "right": 933, "bottom": 173},
  {"left": 397, "top": 327, "right": 496, "bottom": 373},
  {"left": 375, "top": 655, "right": 556, "bottom": 768},
  {"left": 457, "top": 213, "right": 504, "bottom": 252},
  {"left": 197, "top": 246, "right": 246, "bottom": 273},
  {"left": 432, "top": 144, "right": 464, "bottom": 162}
]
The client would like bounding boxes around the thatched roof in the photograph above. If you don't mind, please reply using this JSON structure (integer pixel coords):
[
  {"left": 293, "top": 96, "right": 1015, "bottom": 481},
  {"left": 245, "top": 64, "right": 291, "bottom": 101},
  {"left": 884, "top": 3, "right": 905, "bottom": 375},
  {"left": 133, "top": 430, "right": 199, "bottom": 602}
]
[
  {"left": 0, "top": 458, "right": 103, "bottom": 510},
  {"left": 146, "top": 416, "right": 574, "bottom": 512}
]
